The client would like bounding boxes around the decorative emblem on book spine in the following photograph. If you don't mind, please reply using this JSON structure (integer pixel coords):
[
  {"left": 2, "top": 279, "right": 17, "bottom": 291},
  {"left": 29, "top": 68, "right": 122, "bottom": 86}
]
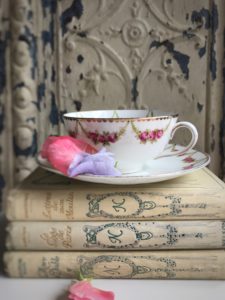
[
  {"left": 86, "top": 192, "right": 156, "bottom": 219},
  {"left": 77, "top": 254, "right": 177, "bottom": 279},
  {"left": 83, "top": 223, "right": 153, "bottom": 249}
]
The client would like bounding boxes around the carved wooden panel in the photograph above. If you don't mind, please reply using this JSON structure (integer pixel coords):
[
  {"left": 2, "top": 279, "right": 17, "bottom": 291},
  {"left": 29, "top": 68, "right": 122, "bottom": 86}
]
[{"left": 1, "top": 0, "right": 225, "bottom": 204}]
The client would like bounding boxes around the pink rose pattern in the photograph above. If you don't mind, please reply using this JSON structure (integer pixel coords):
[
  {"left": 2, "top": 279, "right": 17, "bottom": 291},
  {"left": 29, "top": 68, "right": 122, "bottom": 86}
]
[
  {"left": 182, "top": 156, "right": 195, "bottom": 170},
  {"left": 68, "top": 280, "right": 115, "bottom": 300},
  {"left": 138, "top": 129, "right": 164, "bottom": 143},
  {"left": 87, "top": 131, "right": 118, "bottom": 145},
  {"left": 183, "top": 156, "right": 195, "bottom": 163}
]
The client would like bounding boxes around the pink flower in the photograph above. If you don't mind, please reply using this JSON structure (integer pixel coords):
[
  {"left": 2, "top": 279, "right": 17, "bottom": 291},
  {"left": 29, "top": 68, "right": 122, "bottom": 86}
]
[
  {"left": 139, "top": 131, "right": 149, "bottom": 141},
  {"left": 68, "top": 280, "right": 115, "bottom": 300},
  {"left": 97, "top": 134, "right": 107, "bottom": 144},
  {"left": 156, "top": 129, "right": 163, "bottom": 139},
  {"left": 40, "top": 136, "right": 97, "bottom": 175},
  {"left": 183, "top": 164, "right": 194, "bottom": 170},
  {"left": 148, "top": 131, "right": 156, "bottom": 140},
  {"left": 88, "top": 132, "right": 99, "bottom": 144},
  {"left": 183, "top": 156, "right": 195, "bottom": 163},
  {"left": 108, "top": 133, "right": 118, "bottom": 143}
]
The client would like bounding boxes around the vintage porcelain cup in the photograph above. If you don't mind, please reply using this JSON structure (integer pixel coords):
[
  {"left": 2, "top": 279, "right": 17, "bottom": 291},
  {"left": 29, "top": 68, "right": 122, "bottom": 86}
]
[{"left": 63, "top": 110, "right": 198, "bottom": 174}]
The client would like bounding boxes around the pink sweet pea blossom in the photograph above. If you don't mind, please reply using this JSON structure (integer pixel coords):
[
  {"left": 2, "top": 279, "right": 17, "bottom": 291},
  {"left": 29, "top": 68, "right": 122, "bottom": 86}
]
[
  {"left": 68, "top": 280, "right": 115, "bottom": 300},
  {"left": 68, "top": 148, "right": 121, "bottom": 177},
  {"left": 40, "top": 136, "right": 97, "bottom": 175}
]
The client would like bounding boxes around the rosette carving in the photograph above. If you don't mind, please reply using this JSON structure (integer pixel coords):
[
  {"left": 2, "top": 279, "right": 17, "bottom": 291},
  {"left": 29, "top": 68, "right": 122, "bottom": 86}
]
[{"left": 11, "top": 0, "right": 38, "bottom": 183}]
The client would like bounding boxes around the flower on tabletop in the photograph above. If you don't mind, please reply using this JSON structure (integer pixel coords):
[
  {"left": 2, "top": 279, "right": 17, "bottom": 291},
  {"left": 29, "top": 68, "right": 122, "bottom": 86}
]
[{"left": 68, "top": 280, "right": 115, "bottom": 300}]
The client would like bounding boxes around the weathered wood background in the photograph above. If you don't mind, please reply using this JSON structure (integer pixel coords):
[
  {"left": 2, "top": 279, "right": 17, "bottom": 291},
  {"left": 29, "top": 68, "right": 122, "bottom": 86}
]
[{"left": 0, "top": 0, "right": 225, "bottom": 205}]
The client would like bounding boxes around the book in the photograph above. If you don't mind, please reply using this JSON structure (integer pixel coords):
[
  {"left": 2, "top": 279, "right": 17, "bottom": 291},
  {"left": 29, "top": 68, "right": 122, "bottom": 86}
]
[
  {"left": 4, "top": 250, "right": 225, "bottom": 279},
  {"left": 5, "top": 167, "right": 225, "bottom": 221},
  {"left": 5, "top": 220, "right": 225, "bottom": 251}
]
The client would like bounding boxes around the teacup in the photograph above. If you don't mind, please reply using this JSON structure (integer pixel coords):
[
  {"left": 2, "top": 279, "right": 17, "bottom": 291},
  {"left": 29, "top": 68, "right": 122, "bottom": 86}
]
[{"left": 63, "top": 110, "right": 198, "bottom": 174}]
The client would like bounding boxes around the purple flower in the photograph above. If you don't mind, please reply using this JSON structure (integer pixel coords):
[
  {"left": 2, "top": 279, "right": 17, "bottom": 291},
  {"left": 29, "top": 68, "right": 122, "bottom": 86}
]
[{"left": 68, "top": 148, "right": 121, "bottom": 177}]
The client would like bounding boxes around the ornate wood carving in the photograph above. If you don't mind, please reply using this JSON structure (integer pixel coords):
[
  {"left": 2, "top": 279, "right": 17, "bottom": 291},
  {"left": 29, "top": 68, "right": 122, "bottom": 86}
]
[
  {"left": 0, "top": 0, "right": 225, "bottom": 201},
  {"left": 10, "top": 0, "right": 38, "bottom": 183}
]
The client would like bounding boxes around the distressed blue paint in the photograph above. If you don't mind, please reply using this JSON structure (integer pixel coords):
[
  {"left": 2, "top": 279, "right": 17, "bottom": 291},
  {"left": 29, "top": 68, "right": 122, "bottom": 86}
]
[
  {"left": 77, "top": 54, "right": 84, "bottom": 63},
  {"left": 41, "top": 0, "right": 57, "bottom": 17},
  {"left": 22, "top": 26, "right": 37, "bottom": 79},
  {"left": 42, "top": 19, "right": 54, "bottom": 51},
  {"left": 183, "top": 30, "right": 195, "bottom": 39},
  {"left": 0, "top": 104, "right": 4, "bottom": 134},
  {"left": 28, "top": 10, "right": 33, "bottom": 20},
  {"left": 61, "top": 0, "right": 84, "bottom": 35},
  {"left": 191, "top": 8, "right": 210, "bottom": 29},
  {"left": 0, "top": 38, "right": 7, "bottom": 94},
  {"left": 49, "top": 92, "right": 59, "bottom": 126},
  {"left": 77, "top": 31, "right": 87, "bottom": 38},
  {"left": 13, "top": 129, "right": 38, "bottom": 157},
  {"left": 59, "top": 110, "right": 67, "bottom": 123},
  {"left": 131, "top": 77, "right": 139, "bottom": 102},
  {"left": 150, "top": 40, "right": 190, "bottom": 79},
  {"left": 73, "top": 100, "right": 82, "bottom": 111},
  {"left": 35, "top": 82, "right": 46, "bottom": 111},
  {"left": 0, "top": 174, "right": 5, "bottom": 203},
  {"left": 198, "top": 43, "right": 206, "bottom": 58},
  {"left": 13, "top": 82, "right": 25, "bottom": 89},
  {"left": 209, "top": 2, "right": 218, "bottom": 81},
  {"left": 0, "top": 174, "right": 5, "bottom": 189},
  {"left": 220, "top": 28, "right": 225, "bottom": 176},
  {"left": 44, "top": 62, "right": 48, "bottom": 79},
  {"left": 51, "top": 66, "right": 56, "bottom": 82},
  {"left": 183, "top": 31, "right": 206, "bottom": 58},
  {"left": 197, "top": 102, "right": 204, "bottom": 113},
  {"left": 66, "top": 66, "right": 72, "bottom": 73}
]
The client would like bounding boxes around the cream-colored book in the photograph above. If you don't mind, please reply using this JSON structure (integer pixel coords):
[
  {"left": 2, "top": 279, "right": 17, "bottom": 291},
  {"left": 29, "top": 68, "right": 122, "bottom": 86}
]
[
  {"left": 4, "top": 250, "right": 225, "bottom": 279},
  {"left": 6, "top": 220, "right": 225, "bottom": 250},
  {"left": 5, "top": 167, "right": 225, "bottom": 221}
]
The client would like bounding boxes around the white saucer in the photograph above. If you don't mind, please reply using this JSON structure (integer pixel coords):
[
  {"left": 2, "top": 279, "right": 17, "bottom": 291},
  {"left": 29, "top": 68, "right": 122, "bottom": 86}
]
[{"left": 37, "top": 144, "right": 210, "bottom": 185}]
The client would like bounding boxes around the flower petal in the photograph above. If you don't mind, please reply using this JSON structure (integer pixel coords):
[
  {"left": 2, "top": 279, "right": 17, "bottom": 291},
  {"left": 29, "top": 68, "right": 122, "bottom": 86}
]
[
  {"left": 68, "top": 281, "right": 115, "bottom": 300},
  {"left": 68, "top": 148, "right": 121, "bottom": 177}
]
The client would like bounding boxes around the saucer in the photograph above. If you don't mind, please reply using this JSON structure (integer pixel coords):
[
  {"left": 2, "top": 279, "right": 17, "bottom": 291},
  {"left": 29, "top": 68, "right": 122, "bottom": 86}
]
[{"left": 37, "top": 144, "right": 210, "bottom": 185}]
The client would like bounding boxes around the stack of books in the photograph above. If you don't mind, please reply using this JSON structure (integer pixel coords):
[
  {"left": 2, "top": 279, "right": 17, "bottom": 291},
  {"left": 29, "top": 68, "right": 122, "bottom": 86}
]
[{"left": 3, "top": 167, "right": 225, "bottom": 279}]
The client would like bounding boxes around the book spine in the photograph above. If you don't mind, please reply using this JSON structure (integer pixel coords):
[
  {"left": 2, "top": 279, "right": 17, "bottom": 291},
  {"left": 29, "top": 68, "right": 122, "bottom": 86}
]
[
  {"left": 4, "top": 250, "right": 225, "bottom": 279},
  {"left": 6, "top": 188, "right": 225, "bottom": 221},
  {"left": 6, "top": 220, "right": 225, "bottom": 250}
]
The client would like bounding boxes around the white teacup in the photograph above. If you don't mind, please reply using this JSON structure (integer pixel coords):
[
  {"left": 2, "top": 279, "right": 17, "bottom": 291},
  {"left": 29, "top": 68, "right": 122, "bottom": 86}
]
[{"left": 63, "top": 110, "right": 198, "bottom": 174}]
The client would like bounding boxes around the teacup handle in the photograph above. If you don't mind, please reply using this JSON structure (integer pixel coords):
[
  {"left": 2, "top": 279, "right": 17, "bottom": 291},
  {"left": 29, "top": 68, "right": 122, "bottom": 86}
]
[{"left": 157, "top": 121, "right": 198, "bottom": 158}]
